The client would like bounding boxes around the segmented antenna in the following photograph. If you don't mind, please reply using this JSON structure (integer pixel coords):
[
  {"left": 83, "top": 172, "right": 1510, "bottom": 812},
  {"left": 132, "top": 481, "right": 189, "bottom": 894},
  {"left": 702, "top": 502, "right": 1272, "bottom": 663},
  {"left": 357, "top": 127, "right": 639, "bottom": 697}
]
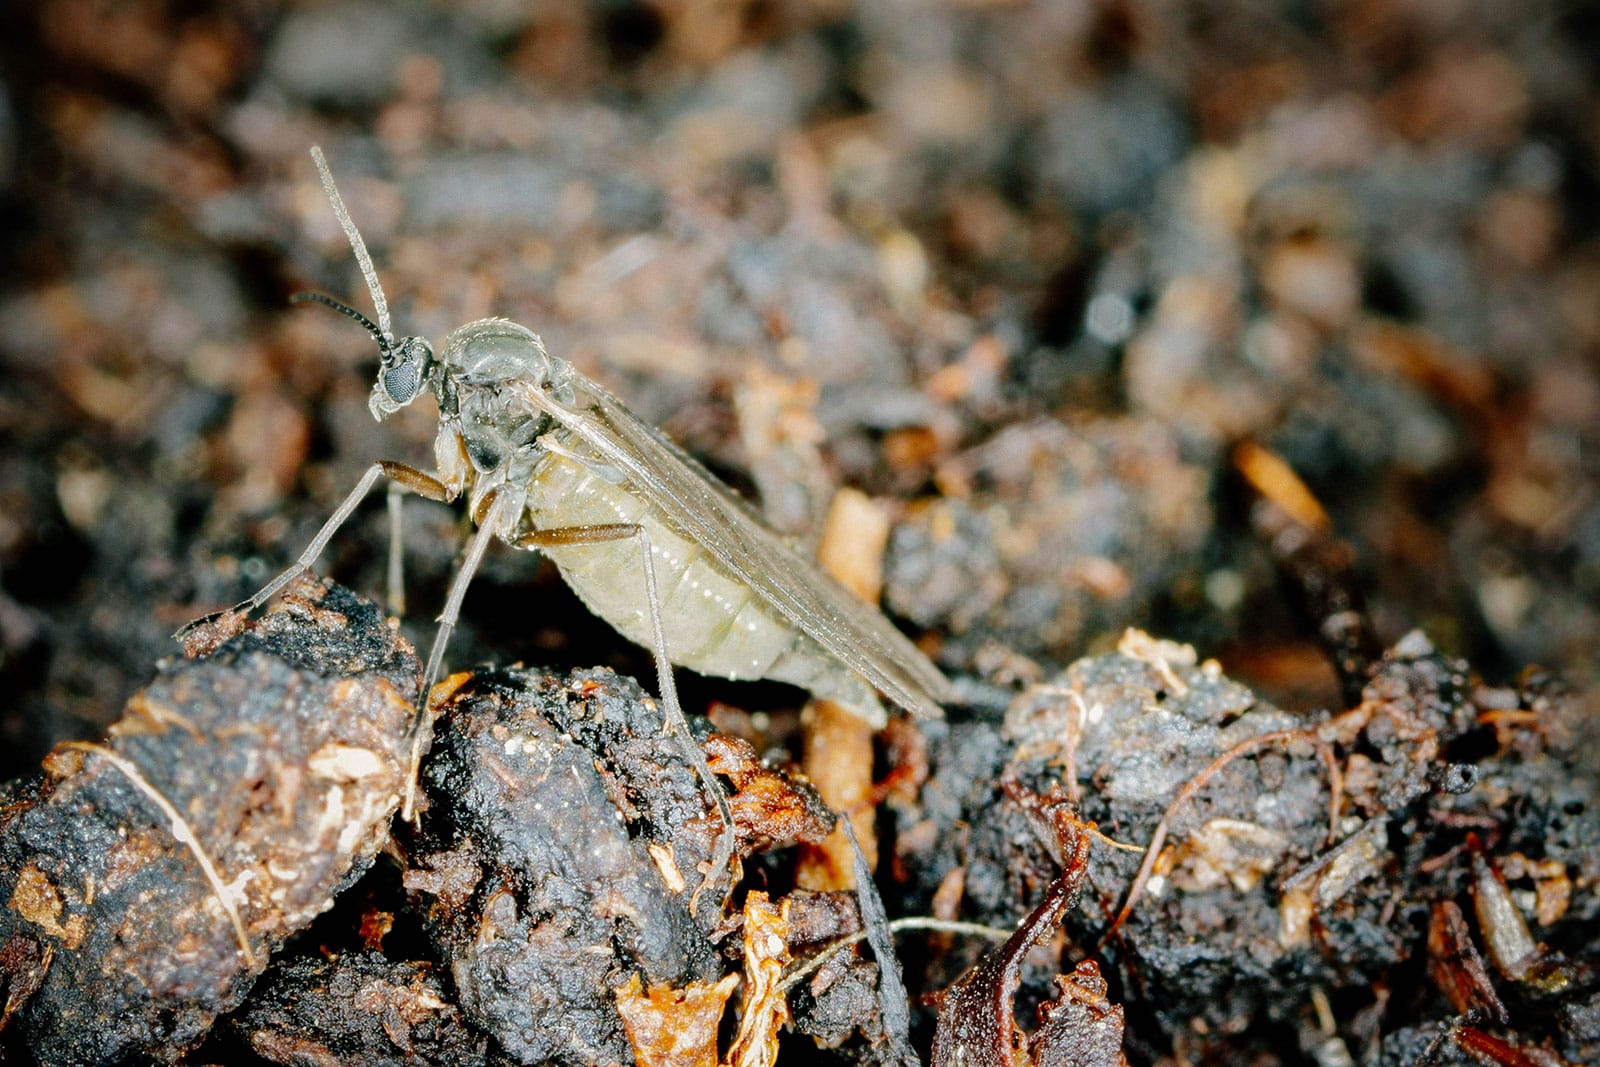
[
  {"left": 289, "top": 292, "right": 389, "bottom": 350},
  {"left": 309, "top": 146, "right": 393, "bottom": 345}
]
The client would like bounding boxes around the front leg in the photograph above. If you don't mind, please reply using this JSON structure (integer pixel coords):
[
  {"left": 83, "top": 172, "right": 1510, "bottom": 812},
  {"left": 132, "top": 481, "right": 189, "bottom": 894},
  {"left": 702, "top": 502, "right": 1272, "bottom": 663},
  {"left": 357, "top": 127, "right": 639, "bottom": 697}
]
[{"left": 175, "top": 460, "right": 453, "bottom": 639}]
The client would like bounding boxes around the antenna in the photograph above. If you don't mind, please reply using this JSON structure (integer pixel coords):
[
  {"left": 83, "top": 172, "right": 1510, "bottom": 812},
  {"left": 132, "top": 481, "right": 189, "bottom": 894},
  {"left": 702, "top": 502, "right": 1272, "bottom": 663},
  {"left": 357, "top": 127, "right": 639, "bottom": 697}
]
[
  {"left": 289, "top": 292, "right": 389, "bottom": 351},
  {"left": 309, "top": 146, "right": 393, "bottom": 345}
]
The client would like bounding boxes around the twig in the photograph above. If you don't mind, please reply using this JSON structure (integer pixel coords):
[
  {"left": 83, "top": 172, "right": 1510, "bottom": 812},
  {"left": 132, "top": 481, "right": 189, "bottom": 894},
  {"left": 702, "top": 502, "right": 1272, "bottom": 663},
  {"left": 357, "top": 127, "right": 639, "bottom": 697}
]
[{"left": 1313, "top": 736, "right": 1343, "bottom": 846}]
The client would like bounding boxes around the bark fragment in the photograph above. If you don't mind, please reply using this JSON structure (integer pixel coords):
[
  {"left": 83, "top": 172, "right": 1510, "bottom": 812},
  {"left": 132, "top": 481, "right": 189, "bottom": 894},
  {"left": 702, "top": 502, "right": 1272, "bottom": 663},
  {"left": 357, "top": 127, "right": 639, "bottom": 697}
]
[{"left": 930, "top": 814, "right": 1100, "bottom": 1067}]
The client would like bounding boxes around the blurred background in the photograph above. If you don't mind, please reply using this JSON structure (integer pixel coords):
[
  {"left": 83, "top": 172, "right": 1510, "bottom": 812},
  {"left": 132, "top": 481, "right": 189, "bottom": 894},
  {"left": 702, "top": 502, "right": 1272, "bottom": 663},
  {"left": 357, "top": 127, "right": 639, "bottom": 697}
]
[{"left": 0, "top": 0, "right": 1596, "bottom": 778}]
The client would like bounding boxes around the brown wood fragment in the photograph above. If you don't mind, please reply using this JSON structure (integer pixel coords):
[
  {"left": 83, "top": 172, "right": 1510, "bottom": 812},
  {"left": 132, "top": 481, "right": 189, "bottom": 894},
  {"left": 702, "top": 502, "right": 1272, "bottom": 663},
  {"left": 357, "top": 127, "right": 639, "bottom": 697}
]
[
  {"left": 931, "top": 816, "right": 1096, "bottom": 1067},
  {"left": 616, "top": 972, "right": 739, "bottom": 1067},
  {"left": 1428, "top": 899, "right": 1507, "bottom": 1022},
  {"left": 798, "top": 488, "right": 891, "bottom": 892},
  {"left": 1236, "top": 441, "right": 1381, "bottom": 704}
]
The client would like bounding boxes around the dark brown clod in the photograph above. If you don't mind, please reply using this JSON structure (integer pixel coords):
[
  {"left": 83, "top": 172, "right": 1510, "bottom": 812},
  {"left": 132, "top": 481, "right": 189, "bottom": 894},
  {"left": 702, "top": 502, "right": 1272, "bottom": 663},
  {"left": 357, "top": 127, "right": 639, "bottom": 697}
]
[
  {"left": 0, "top": 577, "right": 419, "bottom": 1066},
  {"left": 231, "top": 951, "right": 490, "bottom": 1067},
  {"left": 400, "top": 666, "right": 727, "bottom": 1066}
]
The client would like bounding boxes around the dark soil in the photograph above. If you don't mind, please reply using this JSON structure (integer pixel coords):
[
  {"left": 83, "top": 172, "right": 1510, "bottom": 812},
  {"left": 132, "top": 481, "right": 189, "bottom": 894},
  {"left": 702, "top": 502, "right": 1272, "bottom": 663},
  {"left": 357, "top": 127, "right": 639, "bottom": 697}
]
[{"left": 0, "top": 3, "right": 1594, "bottom": 1064}]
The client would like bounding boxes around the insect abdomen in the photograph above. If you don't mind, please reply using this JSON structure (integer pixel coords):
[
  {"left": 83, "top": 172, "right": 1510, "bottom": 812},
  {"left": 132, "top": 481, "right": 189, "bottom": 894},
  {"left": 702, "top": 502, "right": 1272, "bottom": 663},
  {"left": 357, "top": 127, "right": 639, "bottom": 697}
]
[{"left": 521, "top": 443, "right": 809, "bottom": 684}]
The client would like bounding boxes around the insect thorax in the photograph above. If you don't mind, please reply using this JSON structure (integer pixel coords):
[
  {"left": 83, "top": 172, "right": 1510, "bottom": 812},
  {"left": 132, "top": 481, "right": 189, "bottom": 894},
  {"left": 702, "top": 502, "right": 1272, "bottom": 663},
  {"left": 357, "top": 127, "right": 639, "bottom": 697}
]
[
  {"left": 442, "top": 318, "right": 568, "bottom": 393},
  {"left": 432, "top": 316, "right": 569, "bottom": 471}
]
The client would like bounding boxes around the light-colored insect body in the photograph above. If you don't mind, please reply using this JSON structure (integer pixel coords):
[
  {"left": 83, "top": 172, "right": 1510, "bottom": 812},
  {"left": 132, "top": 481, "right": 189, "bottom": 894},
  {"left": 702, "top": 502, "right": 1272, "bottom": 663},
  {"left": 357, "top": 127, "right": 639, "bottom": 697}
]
[
  {"left": 420, "top": 317, "right": 893, "bottom": 720},
  {"left": 184, "top": 148, "right": 953, "bottom": 899},
  {"left": 389, "top": 304, "right": 941, "bottom": 728},
  {"left": 523, "top": 435, "right": 881, "bottom": 711}
]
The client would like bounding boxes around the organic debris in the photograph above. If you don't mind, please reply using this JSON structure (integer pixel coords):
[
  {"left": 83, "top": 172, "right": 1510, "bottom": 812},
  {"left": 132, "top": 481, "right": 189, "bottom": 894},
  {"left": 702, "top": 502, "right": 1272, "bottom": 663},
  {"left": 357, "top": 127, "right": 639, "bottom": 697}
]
[
  {"left": 930, "top": 811, "right": 1122, "bottom": 1067},
  {"left": 727, "top": 891, "right": 793, "bottom": 1067},
  {"left": 799, "top": 488, "right": 895, "bottom": 894},
  {"left": 898, "top": 628, "right": 1597, "bottom": 1062},
  {"left": 398, "top": 662, "right": 923, "bottom": 1066},
  {"left": 618, "top": 972, "right": 740, "bottom": 1067},
  {"left": 0, "top": 578, "right": 417, "bottom": 1065},
  {"left": 231, "top": 951, "right": 489, "bottom": 1067},
  {"left": 0, "top": 593, "right": 1593, "bottom": 1063},
  {"left": 3, "top": 0, "right": 1599, "bottom": 1061}
]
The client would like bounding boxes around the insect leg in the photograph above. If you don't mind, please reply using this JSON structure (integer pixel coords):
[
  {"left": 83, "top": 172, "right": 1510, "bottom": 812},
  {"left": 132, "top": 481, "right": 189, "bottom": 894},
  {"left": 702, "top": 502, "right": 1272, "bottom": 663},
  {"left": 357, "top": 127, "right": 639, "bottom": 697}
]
[
  {"left": 402, "top": 489, "right": 511, "bottom": 822},
  {"left": 386, "top": 482, "right": 407, "bottom": 615},
  {"left": 175, "top": 461, "right": 452, "bottom": 639},
  {"left": 515, "top": 522, "right": 738, "bottom": 907}
]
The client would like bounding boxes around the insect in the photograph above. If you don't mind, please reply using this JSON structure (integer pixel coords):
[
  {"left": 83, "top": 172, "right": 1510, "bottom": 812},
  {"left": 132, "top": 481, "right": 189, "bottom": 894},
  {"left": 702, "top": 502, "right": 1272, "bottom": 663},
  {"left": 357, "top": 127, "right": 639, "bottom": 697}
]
[{"left": 183, "top": 147, "right": 952, "bottom": 881}]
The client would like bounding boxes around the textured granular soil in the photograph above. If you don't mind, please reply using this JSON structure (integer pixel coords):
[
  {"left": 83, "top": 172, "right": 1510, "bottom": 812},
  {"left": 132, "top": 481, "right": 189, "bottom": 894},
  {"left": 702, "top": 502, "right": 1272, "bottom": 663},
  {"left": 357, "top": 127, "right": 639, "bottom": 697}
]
[{"left": 0, "top": 3, "right": 1594, "bottom": 1064}]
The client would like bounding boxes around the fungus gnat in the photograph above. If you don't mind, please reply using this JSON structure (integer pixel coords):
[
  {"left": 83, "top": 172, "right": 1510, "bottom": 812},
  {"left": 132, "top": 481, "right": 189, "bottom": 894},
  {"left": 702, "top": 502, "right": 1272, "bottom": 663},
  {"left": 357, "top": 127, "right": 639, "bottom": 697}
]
[{"left": 181, "top": 147, "right": 952, "bottom": 889}]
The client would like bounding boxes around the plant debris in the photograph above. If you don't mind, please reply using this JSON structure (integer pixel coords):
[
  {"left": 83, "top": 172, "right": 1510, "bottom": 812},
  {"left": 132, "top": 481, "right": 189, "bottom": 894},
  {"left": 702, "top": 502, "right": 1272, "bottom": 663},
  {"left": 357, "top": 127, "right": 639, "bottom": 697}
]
[
  {"left": 727, "top": 891, "right": 793, "bottom": 1067},
  {"left": 616, "top": 970, "right": 741, "bottom": 1067},
  {"left": 0, "top": 591, "right": 1594, "bottom": 1063},
  {"left": 897, "top": 628, "right": 1596, "bottom": 1063},
  {"left": 929, "top": 811, "right": 1121, "bottom": 1067}
]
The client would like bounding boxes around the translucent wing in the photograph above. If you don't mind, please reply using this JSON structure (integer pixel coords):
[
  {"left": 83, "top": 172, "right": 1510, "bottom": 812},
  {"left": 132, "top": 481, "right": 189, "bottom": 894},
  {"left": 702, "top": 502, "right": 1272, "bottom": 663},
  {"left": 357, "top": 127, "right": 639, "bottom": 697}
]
[{"left": 520, "top": 377, "right": 951, "bottom": 720}]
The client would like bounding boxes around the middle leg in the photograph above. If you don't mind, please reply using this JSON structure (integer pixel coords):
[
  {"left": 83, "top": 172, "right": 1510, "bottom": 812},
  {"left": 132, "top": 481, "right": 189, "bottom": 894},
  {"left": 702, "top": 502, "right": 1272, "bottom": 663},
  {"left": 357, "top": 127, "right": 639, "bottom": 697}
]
[{"left": 401, "top": 489, "right": 512, "bottom": 821}]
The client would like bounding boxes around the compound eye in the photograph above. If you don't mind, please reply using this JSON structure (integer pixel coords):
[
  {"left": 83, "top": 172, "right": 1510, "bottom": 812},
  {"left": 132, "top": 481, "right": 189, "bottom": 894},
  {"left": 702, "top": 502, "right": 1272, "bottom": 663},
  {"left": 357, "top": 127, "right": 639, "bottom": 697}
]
[
  {"left": 378, "top": 335, "right": 433, "bottom": 406},
  {"left": 382, "top": 359, "right": 424, "bottom": 405}
]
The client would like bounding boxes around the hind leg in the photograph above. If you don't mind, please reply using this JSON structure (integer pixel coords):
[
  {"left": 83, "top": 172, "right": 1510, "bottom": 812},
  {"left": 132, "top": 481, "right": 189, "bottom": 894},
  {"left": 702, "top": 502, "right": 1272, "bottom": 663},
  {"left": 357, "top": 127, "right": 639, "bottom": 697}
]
[{"left": 514, "top": 522, "right": 738, "bottom": 912}]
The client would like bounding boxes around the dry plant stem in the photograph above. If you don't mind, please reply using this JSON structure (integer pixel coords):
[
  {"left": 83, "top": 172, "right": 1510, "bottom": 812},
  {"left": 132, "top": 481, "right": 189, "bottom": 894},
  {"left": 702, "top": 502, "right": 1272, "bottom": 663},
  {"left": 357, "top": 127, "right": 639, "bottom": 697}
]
[
  {"left": 1090, "top": 827, "right": 1147, "bottom": 853},
  {"left": 927, "top": 818, "right": 1097, "bottom": 1067},
  {"left": 62, "top": 742, "right": 255, "bottom": 966},
  {"left": 842, "top": 814, "right": 914, "bottom": 1061},
  {"left": 796, "top": 696, "right": 876, "bottom": 890},
  {"left": 1097, "top": 727, "right": 1331, "bottom": 949},
  {"left": 1315, "top": 737, "right": 1344, "bottom": 847},
  {"left": 798, "top": 488, "right": 891, "bottom": 891},
  {"left": 1062, "top": 690, "right": 1088, "bottom": 804},
  {"left": 1447, "top": 1024, "right": 1557, "bottom": 1067},
  {"left": 777, "top": 917, "right": 1016, "bottom": 995},
  {"left": 1233, "top": 441, "right": 1330, "bottom": 531}
]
